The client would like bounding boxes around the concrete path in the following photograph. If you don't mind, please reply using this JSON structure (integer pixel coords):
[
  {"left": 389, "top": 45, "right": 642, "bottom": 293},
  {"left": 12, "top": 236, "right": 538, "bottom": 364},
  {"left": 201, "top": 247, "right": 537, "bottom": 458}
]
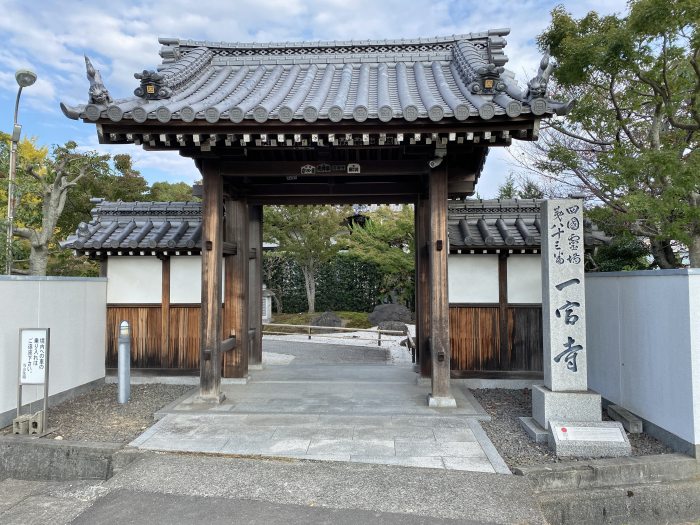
[{"left": 130, "top": 340, "right": 509, "bottom": 474}]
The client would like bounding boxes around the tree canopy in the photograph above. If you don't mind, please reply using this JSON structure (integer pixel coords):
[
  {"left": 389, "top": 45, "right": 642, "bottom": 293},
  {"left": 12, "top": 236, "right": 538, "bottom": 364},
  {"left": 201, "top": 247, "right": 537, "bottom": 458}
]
[
  {"left": 263, "top": 205, "right": 351, "bottom": 313},
  {"left": 523, "top": 0, "right": 700, "bottom": 267}
]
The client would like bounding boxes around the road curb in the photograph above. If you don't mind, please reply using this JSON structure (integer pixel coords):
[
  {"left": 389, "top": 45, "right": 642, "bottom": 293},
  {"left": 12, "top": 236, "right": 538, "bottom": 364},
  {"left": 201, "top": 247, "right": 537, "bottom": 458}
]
[
  {"left": 0, "top": 435, "right": 144, "bottom": 481},
  {"left": 515, "top": 454, "right": 700, "bottom": 524}
]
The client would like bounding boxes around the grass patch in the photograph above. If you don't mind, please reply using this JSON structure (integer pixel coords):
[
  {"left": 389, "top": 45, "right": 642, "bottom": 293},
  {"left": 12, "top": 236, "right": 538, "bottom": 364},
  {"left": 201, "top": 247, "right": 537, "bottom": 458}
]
[{"left": 266, "top": 311, "right": 372, "bottom": 334}]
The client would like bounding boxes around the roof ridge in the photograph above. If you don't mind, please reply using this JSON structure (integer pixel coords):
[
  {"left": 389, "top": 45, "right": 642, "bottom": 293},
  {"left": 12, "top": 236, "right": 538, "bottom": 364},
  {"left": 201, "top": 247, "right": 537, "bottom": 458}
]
[{"left": 158, "top": 30, "right": 510, "bottom": 51}]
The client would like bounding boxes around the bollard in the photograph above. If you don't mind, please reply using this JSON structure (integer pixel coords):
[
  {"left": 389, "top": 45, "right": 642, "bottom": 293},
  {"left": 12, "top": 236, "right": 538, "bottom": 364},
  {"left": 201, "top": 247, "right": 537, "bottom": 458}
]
[{"left": 118, "top": 320, "right": 131, "bottom": 404}]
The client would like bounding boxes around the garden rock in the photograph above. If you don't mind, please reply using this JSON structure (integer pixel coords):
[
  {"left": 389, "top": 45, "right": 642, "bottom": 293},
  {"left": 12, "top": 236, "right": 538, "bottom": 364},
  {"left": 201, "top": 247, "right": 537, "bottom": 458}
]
[
  {"left": 378, "top": 321, "right": 408, "bottom": 333},
  {"left": 368, "top": 303, "right": 412, "bottom": 325},
  {"left": 311, "top": 311, "right": 342, "bottom": 327}
]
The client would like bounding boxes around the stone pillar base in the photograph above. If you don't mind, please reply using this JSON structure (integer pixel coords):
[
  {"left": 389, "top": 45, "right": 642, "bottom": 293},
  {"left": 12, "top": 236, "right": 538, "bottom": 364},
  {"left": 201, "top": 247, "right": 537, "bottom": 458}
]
[
  {"left": 532, "top": 384, "right": 601, "bottom": 429},
  {"left": 195, "top": 392, "right": 226, "bottom": 404},
  {"left": 427, "top": 394, "right": 457, "bottom": 408}
]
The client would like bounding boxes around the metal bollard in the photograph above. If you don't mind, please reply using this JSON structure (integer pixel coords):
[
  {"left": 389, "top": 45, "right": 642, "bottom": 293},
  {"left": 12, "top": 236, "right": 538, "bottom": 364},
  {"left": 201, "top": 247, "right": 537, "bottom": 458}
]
[{"left": 118, "top": 321, "right": 131, "bottom": 404}]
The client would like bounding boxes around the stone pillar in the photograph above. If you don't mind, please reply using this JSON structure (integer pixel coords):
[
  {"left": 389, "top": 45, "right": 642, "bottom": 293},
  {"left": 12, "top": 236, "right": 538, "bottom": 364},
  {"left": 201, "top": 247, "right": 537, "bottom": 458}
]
[
  {"left": 532, "top": 199, "right": 599, "bottom": 427},
  {"left": 523, "top": 199, "right": 630, "bottom": 457}
]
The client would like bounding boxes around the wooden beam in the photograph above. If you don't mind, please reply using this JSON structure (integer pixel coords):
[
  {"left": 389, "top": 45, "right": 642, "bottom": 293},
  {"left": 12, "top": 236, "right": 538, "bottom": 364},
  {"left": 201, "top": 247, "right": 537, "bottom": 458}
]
[
  {"left": 221, "top": 337, "right": 237, "bottom": 353},
  {"left": 416, "top": 194, "right": 431, "bottom": 378},
  {"left": 222, "top": 197, "right": 249, "bottom": 378},
  {"left": 248, "top": 205, "right": 263, "bottom": 367},
  {"left": 199, "top": 163, "right": 224, "bottom": 402},
  {"left": 161, "top": 256, "right": 171, "bottom": 368},
  {"left": 247, "top": 194, "right": 417, "bottom": 206},
  {"left": 428, "top": 163, "right": 452, "bottom": 402},
  {"left": 217, "top": 161, "right": 428, "bottom": 178},
  {"left": 222, "top": 241, "right": 237, "bottom": 256},
  {"left": 498, "top": 252, "right": 509, "bottom": 370}
]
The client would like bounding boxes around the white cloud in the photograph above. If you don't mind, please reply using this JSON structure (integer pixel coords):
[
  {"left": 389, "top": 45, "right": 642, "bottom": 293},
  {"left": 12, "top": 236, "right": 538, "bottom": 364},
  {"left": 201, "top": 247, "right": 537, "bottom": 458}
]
[{"left": 0, "top": 0, "right": 629, "bottom": 189}]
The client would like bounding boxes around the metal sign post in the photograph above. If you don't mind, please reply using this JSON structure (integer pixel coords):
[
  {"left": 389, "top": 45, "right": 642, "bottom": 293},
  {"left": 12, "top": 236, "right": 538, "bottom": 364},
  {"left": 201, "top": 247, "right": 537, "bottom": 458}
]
[{"left": 17, "top": 328, "right": 50, "bottom": 432}]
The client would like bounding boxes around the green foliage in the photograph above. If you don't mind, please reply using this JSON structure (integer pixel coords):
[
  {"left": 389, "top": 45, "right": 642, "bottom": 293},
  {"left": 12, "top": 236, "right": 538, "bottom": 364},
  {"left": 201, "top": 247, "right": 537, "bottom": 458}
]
[
  {"left": 263, "top": 251, "right": 382, "bottom": 314},
  {"left": 148, "top": 181, "right": 198, "bottom": 201},
  {"left": 531, "top": 0, "right": 700, "bottom": 267},
  {"left": 264, "top": 205, "right": 352, "bottom": 312},
  {"left": 588, "top": 236, "right": 651, "bottom": 272},
  {"left": 497, "top": 174, "right": 546, "bottom": 199},
  {"left": 342, "top": 205, "right": 415, "bottom": 304}
]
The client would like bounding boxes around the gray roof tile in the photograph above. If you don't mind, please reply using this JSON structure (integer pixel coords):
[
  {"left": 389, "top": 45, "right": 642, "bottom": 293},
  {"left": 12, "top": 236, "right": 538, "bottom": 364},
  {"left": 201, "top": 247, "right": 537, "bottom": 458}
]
[
  {"left": 62, "top": 30, "right": 571, "bottom": 125},
  {"left": 62, "top": 198, "right": 607, "bottom": 255}
]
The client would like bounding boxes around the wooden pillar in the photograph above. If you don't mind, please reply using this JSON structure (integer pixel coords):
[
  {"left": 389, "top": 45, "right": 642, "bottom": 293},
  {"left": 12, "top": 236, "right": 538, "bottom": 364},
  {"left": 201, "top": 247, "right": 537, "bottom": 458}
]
[
  {"left": 415, "top": 194, "right": 431, "bottom": 377},
  {"left": 199, "top": 164, "right": 224, "bottom": 401},
  {"left": 498, "top": 252, "right": 509, "bottom": 369},
  {"left": 248, "top": 205, "right": 263, "bottom": 366},
  {"left": 161, "top": 256, "right": 171, "bottom": 368},
  {"left": 222, "top": 197, "right": 249, "bottom": 378},
  {"left": 428, "top": 165, "right": 454, "bottom": 405}
]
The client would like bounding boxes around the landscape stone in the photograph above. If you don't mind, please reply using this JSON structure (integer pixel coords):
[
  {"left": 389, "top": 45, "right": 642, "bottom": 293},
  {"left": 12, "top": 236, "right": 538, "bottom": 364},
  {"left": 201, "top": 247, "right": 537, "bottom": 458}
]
[
  {"left": 368, "top": 304, "right": 412, "bottom": 325},
  {"left": 311, "top": 311, "right": 342, "bottom": 327},
  {"left": 606, "top": 404, "right": 643, "bottom": 434},
  {"left": 377, "top": 321, "right": 408, "bottom": 333}
]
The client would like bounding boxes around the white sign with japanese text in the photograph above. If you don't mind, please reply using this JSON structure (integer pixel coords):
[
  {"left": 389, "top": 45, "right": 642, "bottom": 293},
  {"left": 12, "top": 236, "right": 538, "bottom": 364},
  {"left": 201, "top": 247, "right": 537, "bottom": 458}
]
[
  {"left": 541, "top": 200, "right": 587, "bottom": 392},
  {"left": 19, "top": 328, "right": 49, "bottom": 385}
]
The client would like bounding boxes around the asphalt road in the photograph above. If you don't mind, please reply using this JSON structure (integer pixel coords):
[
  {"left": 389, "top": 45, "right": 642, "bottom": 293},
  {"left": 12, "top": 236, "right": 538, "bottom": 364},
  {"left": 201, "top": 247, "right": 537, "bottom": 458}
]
[{"left": 0, "top": 451, "right": 546, "bottom": 524}]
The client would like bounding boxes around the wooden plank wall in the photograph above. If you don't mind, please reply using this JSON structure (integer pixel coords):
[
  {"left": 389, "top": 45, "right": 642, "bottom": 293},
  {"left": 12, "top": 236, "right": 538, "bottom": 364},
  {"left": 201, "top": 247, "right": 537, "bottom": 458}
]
[
  {"left": 107, "top": 305, "right": 201, "bottom": 369},
  {"left": 449, "top": 305, "right": 543, "bottom": 374},
  {"left": 107, "top": 304, "right": 542, "bottom": 376}
]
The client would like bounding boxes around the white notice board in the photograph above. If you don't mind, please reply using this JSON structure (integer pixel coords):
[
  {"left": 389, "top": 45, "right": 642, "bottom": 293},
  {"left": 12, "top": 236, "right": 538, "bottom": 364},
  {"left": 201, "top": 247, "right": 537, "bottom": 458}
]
[{"left": 19, "top": 328, "right": 50, "bottom": 385}]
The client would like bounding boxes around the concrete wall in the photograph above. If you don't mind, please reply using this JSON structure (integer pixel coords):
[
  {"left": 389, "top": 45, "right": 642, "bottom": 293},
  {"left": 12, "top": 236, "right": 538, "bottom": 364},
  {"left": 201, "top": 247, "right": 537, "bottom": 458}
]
[
  {"left": 586, "top": 270, "right": 700, "bottom": 451},
  {"left": 0, "top": 277, "right": 107, "bottom": 425}
]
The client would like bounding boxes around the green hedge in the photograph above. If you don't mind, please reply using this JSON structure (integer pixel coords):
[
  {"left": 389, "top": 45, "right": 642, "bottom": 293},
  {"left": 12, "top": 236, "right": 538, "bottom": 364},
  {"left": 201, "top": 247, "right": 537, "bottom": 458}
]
[{"left": 264, "top": 252, "right": 383, "bottom": 313}]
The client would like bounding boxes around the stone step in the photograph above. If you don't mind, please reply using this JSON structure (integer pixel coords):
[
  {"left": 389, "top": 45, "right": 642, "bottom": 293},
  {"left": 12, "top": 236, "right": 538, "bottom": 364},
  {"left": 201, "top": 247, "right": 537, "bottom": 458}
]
[
  {"left": 535, "top": 478, "right": 700, "bottom": 525},
  {"left": 514, "top": 453, "right": 700, "bottom": 492}
]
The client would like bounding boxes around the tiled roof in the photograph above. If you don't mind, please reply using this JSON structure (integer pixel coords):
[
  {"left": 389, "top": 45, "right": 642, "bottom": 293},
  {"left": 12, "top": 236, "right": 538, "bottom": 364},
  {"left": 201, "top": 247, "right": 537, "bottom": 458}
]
[
  {"left": 61, "top": 30, "right": 570, "bottom": 125},
  {"left": 63, "top": 198, "right": 607, "bottom": 256},
  {"left": 448, "top": 199, "right": 609, "bottom": 251},
  {"left": 60, "top": 201, "right": 203, "bottom": 253}
]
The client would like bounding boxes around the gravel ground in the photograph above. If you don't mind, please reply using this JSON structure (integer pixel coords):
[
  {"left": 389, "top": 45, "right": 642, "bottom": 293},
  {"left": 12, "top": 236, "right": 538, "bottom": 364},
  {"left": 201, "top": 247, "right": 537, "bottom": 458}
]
[
  {"left": 1, "top": 383, "right": 192, "bottom": 443},
  {"left": 470, "top": 388, "right": 675, "bottom": 469}
]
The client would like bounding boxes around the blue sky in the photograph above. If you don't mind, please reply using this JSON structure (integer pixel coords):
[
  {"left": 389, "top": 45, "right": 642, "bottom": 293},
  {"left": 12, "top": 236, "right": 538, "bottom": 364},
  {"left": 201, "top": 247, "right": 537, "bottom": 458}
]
[{"left": 0, "top": 0, "right": 627, "bottom": 196}]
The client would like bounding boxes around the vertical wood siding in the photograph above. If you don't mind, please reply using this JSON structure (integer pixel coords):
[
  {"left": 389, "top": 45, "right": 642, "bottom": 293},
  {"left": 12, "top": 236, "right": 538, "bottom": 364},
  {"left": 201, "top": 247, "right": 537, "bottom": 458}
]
[
  {"left": 107, "top": 304, "right": 542, "bottom": 376},
  {"left": 107, "top": 305, "right": 200, "bottom": 369},
  {"left": 449, "top": 305, "right": 542, "bottom": 373}
]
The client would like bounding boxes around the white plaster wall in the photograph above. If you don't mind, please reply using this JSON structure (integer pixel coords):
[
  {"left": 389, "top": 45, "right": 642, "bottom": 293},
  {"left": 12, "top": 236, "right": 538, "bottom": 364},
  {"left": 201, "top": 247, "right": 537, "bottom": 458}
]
[
  {"left": 0, "top": 277, "right": 106, "bottom": 416},
  {"left": 170, "top": 256, "right": 226, "bottom": 304},
  {"left": 507, "top": 255, "right": 542, "bottom": 304},
  {"left": 448, "top": 254, "right": 498, "bottom": 303},
  {"left": 107, "top": 257, "right": 161, "bottom": 303},
  {"left": 171, "top": 256, "right": 201, "bottom": 304},
  {"left": 586, "top": 270, "right": 700, "bottom": 446}
]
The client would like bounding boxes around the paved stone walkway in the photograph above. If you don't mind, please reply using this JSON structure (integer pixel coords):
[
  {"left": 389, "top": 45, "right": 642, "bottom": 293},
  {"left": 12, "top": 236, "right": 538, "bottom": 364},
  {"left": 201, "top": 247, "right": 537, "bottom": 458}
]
[{"left": 130, "top": 340, "right": 510, "bottom": 474}]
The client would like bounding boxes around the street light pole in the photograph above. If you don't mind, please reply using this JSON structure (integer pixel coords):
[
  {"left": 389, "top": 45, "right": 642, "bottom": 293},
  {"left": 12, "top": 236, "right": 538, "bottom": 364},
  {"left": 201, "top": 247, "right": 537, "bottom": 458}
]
[{"left": 5, "top": 69, "right": 37, "bottom": 275}]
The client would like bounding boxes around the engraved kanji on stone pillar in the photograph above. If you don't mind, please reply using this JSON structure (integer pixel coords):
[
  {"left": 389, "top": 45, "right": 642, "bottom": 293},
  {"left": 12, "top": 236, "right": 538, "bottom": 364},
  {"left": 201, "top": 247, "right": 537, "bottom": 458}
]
[{"left": 541, "top": 199, "right": 587, "bottom": 392}]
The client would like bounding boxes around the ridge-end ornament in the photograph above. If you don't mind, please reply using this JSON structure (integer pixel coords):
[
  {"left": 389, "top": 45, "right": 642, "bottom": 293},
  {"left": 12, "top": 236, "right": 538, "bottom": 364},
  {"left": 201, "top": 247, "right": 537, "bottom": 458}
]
[
  {"left": 134, "top": 70, "right": 172, "bottom": 100},
  {"left": 85, "top": 56, "right": 113, "bottom": 105}
]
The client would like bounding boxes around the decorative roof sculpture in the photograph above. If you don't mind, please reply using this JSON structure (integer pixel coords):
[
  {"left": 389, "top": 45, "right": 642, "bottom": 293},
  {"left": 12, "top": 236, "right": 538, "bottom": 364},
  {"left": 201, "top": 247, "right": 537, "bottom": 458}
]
[{"left": 61, "top": 30, "right": 570, "bottom": 126}]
